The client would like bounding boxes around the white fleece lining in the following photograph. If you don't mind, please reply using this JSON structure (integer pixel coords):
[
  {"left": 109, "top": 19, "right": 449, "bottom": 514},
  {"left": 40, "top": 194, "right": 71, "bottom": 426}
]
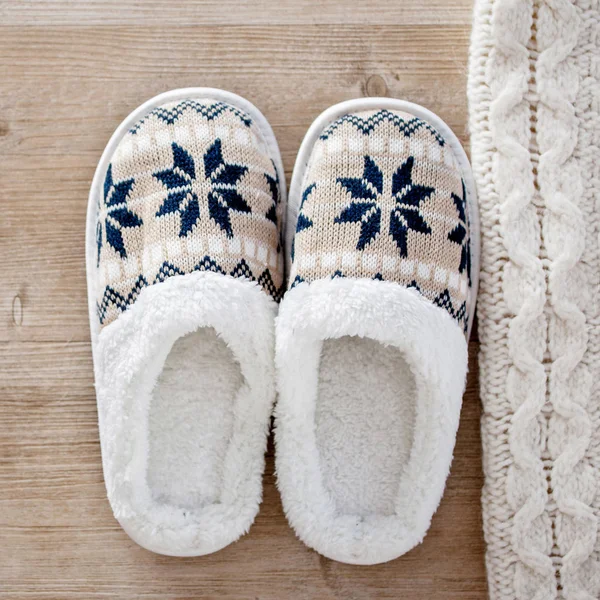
[
  {"left": 275, "top": 277, "right": 468, "bottom": 565},
  {"left": 147, "top": 327, "right": 245, "bottom": 509},
  {"left": 95, "top": 271, "right": 277, "bottom": 556},
  {"left": 317, "top": 336, "right": 416, "bottom": 517}
]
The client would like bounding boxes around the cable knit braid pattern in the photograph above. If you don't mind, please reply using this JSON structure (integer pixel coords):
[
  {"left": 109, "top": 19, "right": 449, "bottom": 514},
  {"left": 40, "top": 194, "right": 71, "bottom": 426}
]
[
  {"left": 290, "top": 109, "right": 473, "bottom": 333},
  {"left": 468, "top": 0, "right": 600, "bottom": 598},
  {"left": 95, "top": 99, "right": 284, "bottom": 327}
]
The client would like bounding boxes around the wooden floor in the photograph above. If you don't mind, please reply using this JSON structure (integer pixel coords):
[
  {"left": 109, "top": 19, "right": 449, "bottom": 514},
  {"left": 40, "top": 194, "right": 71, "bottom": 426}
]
[{"left": 0, "top": 1, "right": 487, "bottom": 598}]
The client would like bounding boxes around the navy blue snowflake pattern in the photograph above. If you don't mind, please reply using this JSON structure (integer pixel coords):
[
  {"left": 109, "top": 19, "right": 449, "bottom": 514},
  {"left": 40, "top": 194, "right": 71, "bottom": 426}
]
[
  {"left": 98, "top": 164, "right": 143, "bottom": 264},
  {"left": 204, "top": 139, "right": 251, "bottom": 238},
  {"left": 154, "top": 142, "right": 200, "bottom": 237},
  {"left": 291, "top": 183, "right": 317, "bottom": 261},
  {"left": 154, "top": 139, "right": 253, "bottom": 239},
  {"left": 296, "top": 183, "right": 316, "bottom": 233},
  {"left": 389, "top": 156, "right": 435, "bottom": 257},
  {"left": 264, "top": 161, "right": 279, "bottom": 224},
  {"left": 448, "top": 179, "right": 471, "bottom": 285},
  {"left": 333, "top": 155, "right": 434, "bottom": 255},
  {"left": 335, "top": 156, "right": 383, "bottom": 250}
]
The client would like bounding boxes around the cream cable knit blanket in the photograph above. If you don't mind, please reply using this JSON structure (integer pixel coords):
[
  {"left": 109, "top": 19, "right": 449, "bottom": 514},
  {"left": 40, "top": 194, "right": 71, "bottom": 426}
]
[{"left": 468, "top": 0, "right": 599, "bottom": 598}]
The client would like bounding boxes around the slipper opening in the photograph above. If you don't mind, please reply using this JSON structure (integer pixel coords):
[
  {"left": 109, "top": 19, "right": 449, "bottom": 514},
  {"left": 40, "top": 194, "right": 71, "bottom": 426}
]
[
  {"left": 147, "top": 327, "right": 245, "bottom": 511},
  {"left": 317, "top": 336, "right": 416, "bottom": 517},
  {"left": 275, "top": 277, "right": 468, "bottom": 565},
  {"left": 95, "top": 271, "right": 277, "bottom": 556}
]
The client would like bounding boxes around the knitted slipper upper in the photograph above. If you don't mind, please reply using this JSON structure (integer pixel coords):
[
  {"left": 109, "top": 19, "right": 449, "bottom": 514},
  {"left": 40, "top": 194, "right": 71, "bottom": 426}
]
[
  {"left": 95, "top": 99, "right": 284, "bottom": 327},
  {"left": 290, "top": 109, "right": 472, "bottom": 333}
]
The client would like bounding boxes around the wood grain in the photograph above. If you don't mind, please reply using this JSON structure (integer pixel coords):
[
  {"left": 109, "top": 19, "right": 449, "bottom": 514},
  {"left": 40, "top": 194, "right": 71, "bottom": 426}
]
[
  {"left": 0, "top": 2, "right": 486, "bottom": 598},
  {"left": 0, "top": 0, "right": 472, "bottom": 26}
]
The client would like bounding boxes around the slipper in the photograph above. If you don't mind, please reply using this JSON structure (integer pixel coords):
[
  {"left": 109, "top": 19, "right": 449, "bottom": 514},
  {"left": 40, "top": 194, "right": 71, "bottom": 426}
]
[
  {"left": 275, "top": 98, "right": 479, "bottom": 565},
  {"left": 86, "top": 88, "right": 286, "bottom": 556}
]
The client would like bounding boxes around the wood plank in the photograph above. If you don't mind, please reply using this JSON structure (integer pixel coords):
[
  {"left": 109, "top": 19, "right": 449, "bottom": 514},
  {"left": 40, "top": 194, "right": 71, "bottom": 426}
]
[{"left": 0, "top": 0, "right": 471, "bottom": 26}]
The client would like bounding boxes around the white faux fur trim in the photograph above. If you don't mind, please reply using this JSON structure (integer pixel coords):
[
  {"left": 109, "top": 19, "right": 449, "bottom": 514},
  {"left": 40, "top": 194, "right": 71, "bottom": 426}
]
[
  {"left": 275, "top": 277, "right": 468, "bottom": 565},
  {"left": 94, "top": 271, "right": 277, "bottom": 556}
]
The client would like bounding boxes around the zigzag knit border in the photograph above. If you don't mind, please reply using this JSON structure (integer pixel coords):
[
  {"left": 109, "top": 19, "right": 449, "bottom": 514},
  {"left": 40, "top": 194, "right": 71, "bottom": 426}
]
[
  {"left": 319, "top": 109, "right": 446, "bottom": 146},
  {"left": 97, "top": 257, "right": 284, "bottom": 324},
  {"left": 129, "top": 100, "right": 252, "bottom": 134}
]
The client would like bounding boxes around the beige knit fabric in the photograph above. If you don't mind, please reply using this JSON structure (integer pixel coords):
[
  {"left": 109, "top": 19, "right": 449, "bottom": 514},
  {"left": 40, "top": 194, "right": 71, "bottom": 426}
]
[
  {"left": 95, "top": 99, "right": 284, "bottom": 327},
  {"left": 469, "top": 0, "right": 600, "bottom": 597},
  {"left": 290, "top": 109, "right": 472, "bottom": 332}
]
